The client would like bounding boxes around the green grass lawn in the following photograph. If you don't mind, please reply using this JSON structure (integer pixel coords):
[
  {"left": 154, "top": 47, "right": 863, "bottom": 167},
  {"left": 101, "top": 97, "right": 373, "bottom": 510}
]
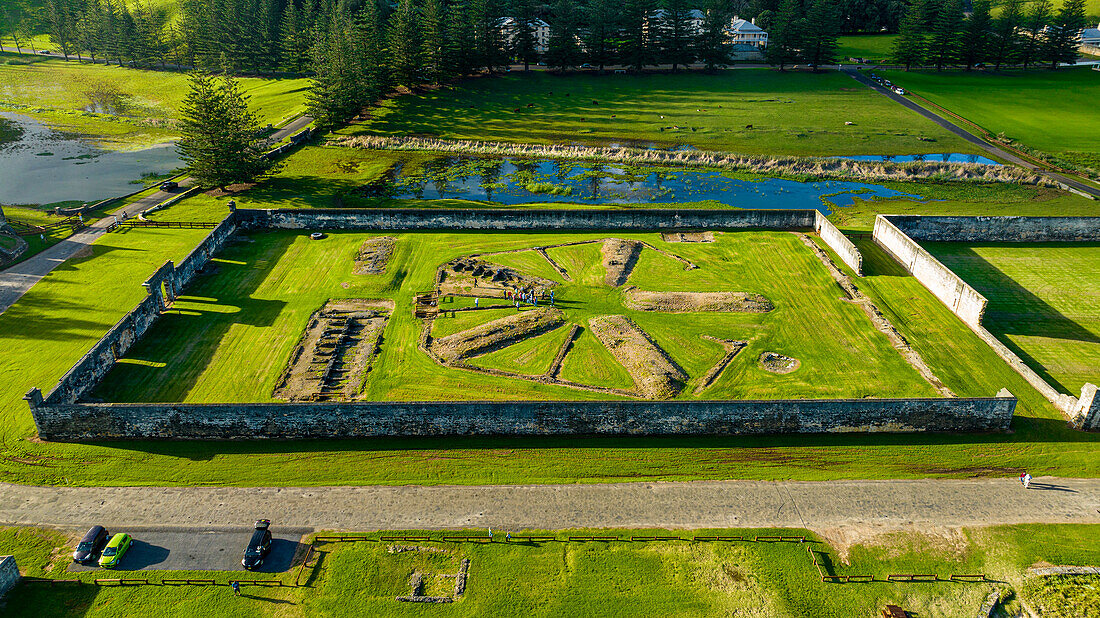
[
  {"left": 0, "top": 54, "right": 309, "bottom": 149},
  {"left": 879, "top": 68, "right": 1100, "bottom": 171},
  {"left": 923, "top": 242, "right": 1100, "bottom": 396},
  {"left": 91, "top": 229, "right": 936, "bottom": 402},
  {"left": 3, "top": 524, "right": 1099, "bottom": 617},
  {"left": 836, "top": 35, "right": 899, "bottom": 63},
  {"left": 344, "top": 70, "right": 978, "bottom": 157}
]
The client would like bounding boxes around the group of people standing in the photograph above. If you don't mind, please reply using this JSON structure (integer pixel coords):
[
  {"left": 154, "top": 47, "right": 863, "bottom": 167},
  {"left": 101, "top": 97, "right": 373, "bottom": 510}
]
[{"left": 504, "top": 286, "right": 555, "bottom": 308}]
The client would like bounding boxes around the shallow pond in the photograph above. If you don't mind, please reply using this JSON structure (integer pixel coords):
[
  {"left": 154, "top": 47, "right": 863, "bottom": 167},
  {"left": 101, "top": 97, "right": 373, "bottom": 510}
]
[
  {"left": 0, "top": 112, "right": 182, "bottom": 205},
  {"left": 828, "top": 153, "right": 1001, "bottom": 165},
  {"left": 374, "top": 156, "right": 918, "bottom": 213}
]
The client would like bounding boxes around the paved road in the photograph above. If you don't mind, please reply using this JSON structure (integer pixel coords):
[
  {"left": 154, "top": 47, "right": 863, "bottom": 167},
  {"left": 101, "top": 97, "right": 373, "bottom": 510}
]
[
  {"left": 3, "top": 478, "right": 1099, "bottom": 533},
  {"left": 0, "top": 116, "right": 312, "bottom": 315},
  {"left": 845, "top": 69, "right": 1100, "bottom": 199},
  {"left": 66, "top": 528, "right": 306, "bottom": 573}
]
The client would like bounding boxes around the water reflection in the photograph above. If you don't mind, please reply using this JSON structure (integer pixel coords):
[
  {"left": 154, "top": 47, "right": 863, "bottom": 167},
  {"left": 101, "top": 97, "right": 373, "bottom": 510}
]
[
  {"left": 828, "top": 153, "right": 1001, "bottom": 165},
  {"left": 371, "top": 156, "right": 919, "bottom": 213},
  {"left": 0, "top": 112, "right": 182, "bottom": 205}
]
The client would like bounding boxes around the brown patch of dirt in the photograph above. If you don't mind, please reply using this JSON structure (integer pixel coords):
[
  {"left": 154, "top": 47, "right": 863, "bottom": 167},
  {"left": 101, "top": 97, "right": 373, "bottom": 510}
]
[
  {"left": 354, "top": 236, "right": 396, "bottom": 274},
  {"left": 70, "top": 246, "right": 94, "bottom": 260},
  {"left": 622, "top": 287, "right": 773, "bottom": 313},
  {"left": 273, "top": 299, "right": 394, "bottom": 401},
  {"left": 430, "top": 308, "right": 565, "bottom": 363},
  {"left": 588, "top": 315, "right": 687, "bottom": 399},
  {"left": 759, "top": 351, "right": 800, "bottom": 374},
  {"left": 816, "top": 525, "right": 971, "bottom": 565},
  {"left": 661, "top": 231, "right": 714, "bottom": 243},
  {"left": 601, "top": 239, "right": 643, "bottom": 287}
]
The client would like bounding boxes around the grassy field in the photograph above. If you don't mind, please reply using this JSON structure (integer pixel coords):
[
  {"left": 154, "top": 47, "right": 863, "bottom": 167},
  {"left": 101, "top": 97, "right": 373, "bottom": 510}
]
[
  {"left": 924, "top": 242, "right": 1100, "bottom": 396},
  {"left": 3, "top": 524, "right": 1099, "bottom": 617},
  {"left": 879, "top": 68, "right": 1100, "bottom": 171},
  {"left": 0, "top": 53, "right": 309, "bottom": 149},
  {"left": 91, "top": 230, "right": 936, "bottom": 402},
  {"left": 344, "top": 70, "right": 979, "bottom": 157},
  {"left": 836, "top": 35, "right": 899, "bottom": 63}
]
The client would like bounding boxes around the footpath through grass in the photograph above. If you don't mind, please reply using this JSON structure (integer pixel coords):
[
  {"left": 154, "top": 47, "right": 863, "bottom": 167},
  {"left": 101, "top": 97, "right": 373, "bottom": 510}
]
[
  {"left": 0, "top": 53, "right": 309, "bottom": 149},
  {"left": 345, "top": 69, "right": 978, "bottom": 157},
  {"left": 879, "top": 68, "right": 1100, "bottom": 171},
  {"left": 2, "top": 524, "right": 1098, "bottom": 617}
]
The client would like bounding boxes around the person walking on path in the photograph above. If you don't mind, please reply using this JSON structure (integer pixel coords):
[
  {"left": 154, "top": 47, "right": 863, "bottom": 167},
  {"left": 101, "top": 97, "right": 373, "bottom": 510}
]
[
  {"left": 232, "top": 581, "right": 241, "bottom": 596},
  {"left": 1023, "top": 472, "right": 1032, "bottom": 489}
]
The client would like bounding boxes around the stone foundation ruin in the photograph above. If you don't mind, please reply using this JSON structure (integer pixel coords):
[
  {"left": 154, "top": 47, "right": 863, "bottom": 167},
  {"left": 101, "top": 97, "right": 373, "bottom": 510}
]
[{"left": 22, "top": 207, "right": 1025, "bottom": 440}]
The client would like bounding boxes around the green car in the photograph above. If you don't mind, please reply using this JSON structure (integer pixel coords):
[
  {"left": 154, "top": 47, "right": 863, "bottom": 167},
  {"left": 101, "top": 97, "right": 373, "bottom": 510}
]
[{"left": 98, "top": 533, "right": 132, "bottom": 568}]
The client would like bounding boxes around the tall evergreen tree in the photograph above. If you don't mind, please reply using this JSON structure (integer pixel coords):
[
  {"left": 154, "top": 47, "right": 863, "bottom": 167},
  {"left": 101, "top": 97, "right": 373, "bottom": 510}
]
[
  {"left": 989, "top": 0, "right": 1022, "bottom": 70},
  {"left": 891, "top": 0, "right": 929, "bottom": 70},
  {"left": 178, "top": 71, "right": 274, "bottom": 189},
  {"left": 470, "top": 0, "right": 506, "bottom": 72},
  {"left": 958, "top": 0, "right": 991, "bottom": 70},
  {"left": 387, "top": 0, "right": 423, "bottom": 86},
  {"left": 582, "top": 0, "right": 619, "bottom": 71},
  {"left": 545, "top": 0, "right": 583, "bottom": 70},
  {"left": 924, "top": 0, "right": 961, "bottom": 70},
  {"left": 44, "top": 0, "right": 77, "bottom": 60},
  {"left": 657, "top": 0, "right": 695, "bottom": 71},
  {"left": 694, "top": 0, "right": 731, "bottom": 71},
  {"left": 509, "top": 0, "right": 540, "bottom": 70},
  {"left": 443, "top": 0, "right": 474, "bottom": 75},
  {"left": 802, "top": 0, "right": 840, "bottom": 68},
  {"left": 1043, "top": 0, "right": 1087, "bottom": 68},
  {"left": 618, "top": 0, "right": 655, "bottom": 71},
  {"left": 764, "top": 0, "right": 803, "bottom": 70},
  {"left": 420, "top": 0, "right": 448, "bottom": 81},
  {"left": 1019, "top": 0, "right": 1051, "bottom": 69}
]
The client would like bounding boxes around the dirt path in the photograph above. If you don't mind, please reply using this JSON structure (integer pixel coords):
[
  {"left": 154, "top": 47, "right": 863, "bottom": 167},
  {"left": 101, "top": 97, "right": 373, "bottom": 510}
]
[{"left": 2, "top": 478, "right": 1098, "bottom": 533}]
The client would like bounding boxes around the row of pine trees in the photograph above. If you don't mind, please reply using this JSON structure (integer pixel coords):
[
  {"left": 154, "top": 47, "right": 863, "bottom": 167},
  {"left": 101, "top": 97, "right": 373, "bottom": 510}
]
[{"left": 891, "top": 0, "right": 1090, "bottom": 70}]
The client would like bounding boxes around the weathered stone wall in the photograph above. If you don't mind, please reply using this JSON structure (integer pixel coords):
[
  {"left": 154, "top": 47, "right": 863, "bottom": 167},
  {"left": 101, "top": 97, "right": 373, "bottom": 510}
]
[
  {"left": 0, "top": 556, "right": 19, "bottom": 599},
  {"left": 885, "top": 215, "right": 1100, "bottom": 242},
  {"left": 815, "top": 211, "right": 863, "bottom": 275},
  {"left": 28, "top": 214, "right": 239, "bottom": 411},
  {"left": 873, "top": 215, "right": 988, "bottom": 326},
  {"left": 1075, "top": 384, "right": 1100, "bottom": 430},
  {"left": 234, "top": 207, "right": 819, "bottom": 232},
  {"left": 31, "top": 396, "right": 1017, "bottom": 441}
]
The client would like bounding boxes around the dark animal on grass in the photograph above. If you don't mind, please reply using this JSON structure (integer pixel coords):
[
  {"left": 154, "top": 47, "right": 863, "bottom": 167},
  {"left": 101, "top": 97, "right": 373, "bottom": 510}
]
[
  {"left": 745, "top": 124, "right": 753, "bottom": 129},
  {"left": 527, "top": 103, "right": 534, "bottom": 107},
  {"left": 514, "top": 108, "right": 521, "bottom": 112},
  {"left": 592, "top": 100, "right": 599, "bottom": 105}
]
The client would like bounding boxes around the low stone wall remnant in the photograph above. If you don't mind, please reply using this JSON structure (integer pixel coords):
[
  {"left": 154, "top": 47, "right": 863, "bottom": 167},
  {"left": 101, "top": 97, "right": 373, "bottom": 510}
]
[
  {"left": 0, "top": 555, "right": 19, "bottom": 599},
  {"left": 814, "top": 211, "right": 863, "bottom": 276}
]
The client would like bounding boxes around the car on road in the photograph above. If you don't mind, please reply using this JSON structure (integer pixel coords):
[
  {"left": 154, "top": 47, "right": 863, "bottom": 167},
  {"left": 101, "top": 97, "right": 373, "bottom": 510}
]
[
  {"left": 38, "top": 50, "right": 51, "bottom": 55},
  {"left": 159, "top": 180, "right": 178, "bottom": 191},
  {"left": 242, "top": 520, "right": 273, "bottom": 570},
  {"left": 98, "top": 532, "right": 132, "bottom": 568},
  {"left": 72, "top": 525, "right": 110, "bottom": 563}
]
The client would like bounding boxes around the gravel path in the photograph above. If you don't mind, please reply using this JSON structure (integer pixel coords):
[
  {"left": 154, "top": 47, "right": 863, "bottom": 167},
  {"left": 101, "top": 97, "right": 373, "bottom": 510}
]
[{"left": 2, "top": 478, "right": 1098, "bottom": 533}]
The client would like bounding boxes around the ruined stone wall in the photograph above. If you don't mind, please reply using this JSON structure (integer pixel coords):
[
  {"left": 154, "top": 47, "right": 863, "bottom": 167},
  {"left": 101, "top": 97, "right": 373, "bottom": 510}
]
[
  {"left": 235, "top": 208, "right": 819, "bottom": 232},
  {"left": 885, "top": 215, "right": 1100, "bottom": 242},
  {"left": 873, "top": 215, "right": 987, "bottom": 326},
  {"left": 30, "top": 214, "right": 239, "bottom": 410},
  {"left": 0, "top": 556, "right": 19, "bottom": 599},
  {"left": 814, "top": 211, "right": 863, "bottom": 275},
  {"left": 31, "top": 396, "right": 1016, "bottom": 441}
]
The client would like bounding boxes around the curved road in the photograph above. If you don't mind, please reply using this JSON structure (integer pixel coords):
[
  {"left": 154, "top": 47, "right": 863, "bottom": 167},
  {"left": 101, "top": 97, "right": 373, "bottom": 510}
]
[
  {"left": 0, "top": 116, "right": 312, "bottom": 314},
  {"left": 845, "top": 69, "right": 1100, "bottom": 199},
  {"left": 2, "top": 478, "right": 1098, "bottom": 532}
]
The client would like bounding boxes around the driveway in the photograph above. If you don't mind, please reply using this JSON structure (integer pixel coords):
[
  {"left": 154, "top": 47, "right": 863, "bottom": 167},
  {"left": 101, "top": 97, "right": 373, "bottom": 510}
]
[{"left": 65, "top": 527, "right": 307, "bottom": 573}]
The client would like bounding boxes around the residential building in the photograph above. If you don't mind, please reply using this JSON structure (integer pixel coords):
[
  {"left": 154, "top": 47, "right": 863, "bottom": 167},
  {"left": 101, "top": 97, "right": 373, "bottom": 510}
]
[
  {"left": 1080, "top": 23, "right": 1100, "bottom": 46},
  {"left": 498, "top": 17, "right": 552, "bottom": 55},
  {"left": 726, "top": 17, "right": 768, "bottom": 48}
]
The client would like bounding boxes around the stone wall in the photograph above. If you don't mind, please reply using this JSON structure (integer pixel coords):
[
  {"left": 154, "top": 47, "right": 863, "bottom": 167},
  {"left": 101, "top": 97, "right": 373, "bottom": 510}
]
[
  {"left": 0, "top": 556, "right": 18, "bottom": 599},
  {"left": 30, "top": 396, "right": 1016, "bottom": 441},
  {"left": 234, "top": 207, "right": 819, "bottom": 232},
  {"left": 873, "top": 215, "right": 987, "bottom": 326},
  {"left": 885, "top": 215, "right": 1100, "bottom": 243},
  {"left": 815, "top": 211, "right": 862, "bottom": 275},
  {"left": 26, "top": 213, "right": 240, "bottom": 411},
  {"left": 874, "top": 214, "right": 1100, "bottom": 426}
]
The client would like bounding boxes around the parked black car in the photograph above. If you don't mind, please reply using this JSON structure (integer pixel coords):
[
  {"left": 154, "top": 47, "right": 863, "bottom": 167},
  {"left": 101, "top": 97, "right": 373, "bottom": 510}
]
[
  {"left": 159, "top": 180, "right": 178, "bottom": 191},
  {"left": 242, "top": 520, "right": 272, "bottom": 570},
  {"left": 72, "top": 525, "right": 110, "bottom": 563}
]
